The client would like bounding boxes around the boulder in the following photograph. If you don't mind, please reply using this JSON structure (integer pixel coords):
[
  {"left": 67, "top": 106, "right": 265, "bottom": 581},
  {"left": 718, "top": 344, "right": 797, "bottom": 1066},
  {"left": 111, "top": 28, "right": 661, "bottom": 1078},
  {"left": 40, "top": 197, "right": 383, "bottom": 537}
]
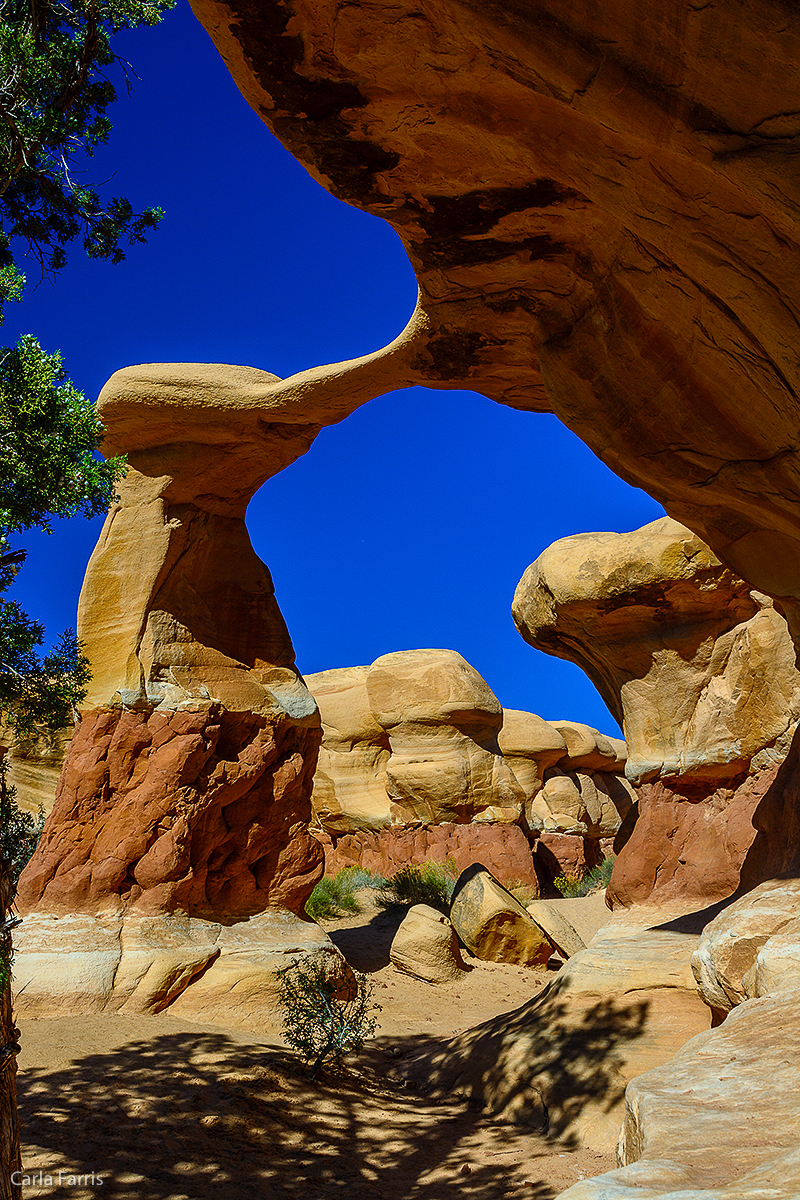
[
  {"left": 390, "top": 903, "right": 467, "bottom": 983},
  {"left": 365, "top": 649, "right": 524, "bottom": 825},
  {"left": 691, "top": 875, "right": 800, "bottom": 1015},
  {"left": 525, "top": 900, "right": 585, "bottom": 960},
  {"left": 449, "top": 865, "right": 552, "bottom": 968}
]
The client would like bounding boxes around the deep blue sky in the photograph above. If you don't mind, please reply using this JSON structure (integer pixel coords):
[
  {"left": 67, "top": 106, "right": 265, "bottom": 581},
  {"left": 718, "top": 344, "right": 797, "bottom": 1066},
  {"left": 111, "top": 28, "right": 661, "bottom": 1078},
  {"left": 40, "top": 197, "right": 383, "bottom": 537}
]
[{"left": 5, "top": 1, "right": 664, "bottom": 735}]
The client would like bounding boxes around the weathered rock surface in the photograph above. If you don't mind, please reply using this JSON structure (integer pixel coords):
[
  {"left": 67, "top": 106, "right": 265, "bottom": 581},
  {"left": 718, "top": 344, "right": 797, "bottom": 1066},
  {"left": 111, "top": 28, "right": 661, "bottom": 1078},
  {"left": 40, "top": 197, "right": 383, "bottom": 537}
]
[
  {"left": 513, "top": 518, "right": 800, "bottom": 785},
  {"left": 365, "top": 649, "right": 524, "bottom": 826},
  {"left": 0, "top": 725, "right": 71, "bottom": 817},
  {"left": 190, "top": 0, "right": 800, "bottom": 642},
  {"left": 12, "top": 907, "right": 344, "bottom": 1030},
  {"left": 389, "top": 903, "right": 467, "bottom": 983},
  {"left": 407, "top": 907, "right": 710, "bottom": 1152},
  {"left": 321, "top": 821, "right": 540, "bottom": 889},
  {"left": 692, "top": 875, "right": 800, "bottom": 1015},
  {"left": 305, "top": 665, "right": 390, "bottom": 834},
  {"left": 306, "top": 654, "right": 630, "bottom": 882},
  {"left": 449, "top": 865, "right": 553, "bottom": 968},
  {"left": 514, "top": 517, "right": 800, "bottom": 909},
  {"left": 559, "top": 988, "right": 800, "bottom": 1200},
  {"left": 17, "top": 704, "right": 322, "bottom": 922},
  {"left": 525, "top": 900, "right": 585, "bottom": 961}
]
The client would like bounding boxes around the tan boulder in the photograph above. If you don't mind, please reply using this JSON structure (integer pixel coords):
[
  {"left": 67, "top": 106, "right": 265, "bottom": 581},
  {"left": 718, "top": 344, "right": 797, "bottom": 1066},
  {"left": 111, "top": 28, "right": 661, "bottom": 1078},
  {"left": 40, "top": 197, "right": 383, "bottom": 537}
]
[
  {"left": 390, "top": 903, "right": 467, "bottom": 983},
  {"left": 513, "top": 518, "right": 800, "bottom": 786},
  {"left": 305, "top": 665, "right": 391, "bottom": 833},
  {"left": 496, "top": 709, "right": 566, "bottom": 805},
  {"left": 449, "top": 865, "right": 552, "bottom": 968},
  {"left": 365, "top": 649, "right": 524, "bottom": 825},
  {"left": 691, "top": 875, "right": 800, "bottom": 1015},
  {"left": 534, "top": 768, "right": 634, "bottom": 837},
  {"left": 525, "top": 900, "right": 585, "bottom": 960}
]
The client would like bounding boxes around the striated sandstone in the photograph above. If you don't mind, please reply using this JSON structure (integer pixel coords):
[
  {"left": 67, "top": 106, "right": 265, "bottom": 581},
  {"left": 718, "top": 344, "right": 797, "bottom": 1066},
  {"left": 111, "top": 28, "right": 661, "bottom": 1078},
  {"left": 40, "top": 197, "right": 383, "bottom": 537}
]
[
  {"left": 365, "top": 649, "right": 524, "bottom": 826},
  {"left": 449, "top": 865, "right": 552, "bottom": 968},
  {"left": 0, "top": 725, "right": 71, "bottom": 817},
  {"left": 12, "top": 907, "right": 344, "bottom": 1029},
  {"left": 305, "top": 665, "right": 390, "bottom": 834},
  {"left": 525, "top": 900, "right": 585, "bottom": 961}
]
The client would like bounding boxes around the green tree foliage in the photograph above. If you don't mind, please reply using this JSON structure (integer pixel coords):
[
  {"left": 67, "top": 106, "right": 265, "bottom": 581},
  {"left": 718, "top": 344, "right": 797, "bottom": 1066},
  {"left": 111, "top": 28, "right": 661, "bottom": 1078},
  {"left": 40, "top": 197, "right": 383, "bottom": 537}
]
[{"left": 0, "top": 0, "right": 173, "bottom": 736}]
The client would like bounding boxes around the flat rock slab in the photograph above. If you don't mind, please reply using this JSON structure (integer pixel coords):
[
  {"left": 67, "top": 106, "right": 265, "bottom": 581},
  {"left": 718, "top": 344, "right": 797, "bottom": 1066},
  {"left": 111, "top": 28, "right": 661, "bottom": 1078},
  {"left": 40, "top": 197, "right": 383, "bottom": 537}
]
[
  {"left": 558, "top": 986, "right": 800, "bottom": 1199},
  {"left": 13, "top": 908, "right": 344, "bottom": 1031}
]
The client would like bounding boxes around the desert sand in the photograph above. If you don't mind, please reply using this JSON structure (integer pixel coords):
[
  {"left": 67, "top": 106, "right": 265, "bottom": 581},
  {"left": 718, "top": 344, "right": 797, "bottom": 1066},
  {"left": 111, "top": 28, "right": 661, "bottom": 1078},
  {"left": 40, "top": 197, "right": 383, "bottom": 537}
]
[{"left": 14, "top": 894, "right": 613, "bottom": 1199}]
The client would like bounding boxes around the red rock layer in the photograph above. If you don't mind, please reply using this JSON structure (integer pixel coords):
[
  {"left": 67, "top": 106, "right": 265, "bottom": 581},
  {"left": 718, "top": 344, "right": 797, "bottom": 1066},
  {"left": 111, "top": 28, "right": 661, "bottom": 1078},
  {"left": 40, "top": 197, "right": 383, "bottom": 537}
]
[
  {"left": 606, "top": 760, "right": 800, "bottom": 910},
  {"left": 16, "top": 705, "right": 323, "bottom": 921},
  {"left": 319, "top": 822, "right": 539, "bottom": 891}
]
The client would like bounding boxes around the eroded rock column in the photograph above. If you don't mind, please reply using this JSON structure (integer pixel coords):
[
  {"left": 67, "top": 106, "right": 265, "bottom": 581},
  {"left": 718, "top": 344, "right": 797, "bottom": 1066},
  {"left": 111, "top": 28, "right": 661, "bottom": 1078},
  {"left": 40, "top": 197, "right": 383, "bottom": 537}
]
[
  {"left": 14, "top": 364, "right": 341, "bottom": 1023},
  {"left": 513, "top": 516, "right": 800, "bottom": 909}
]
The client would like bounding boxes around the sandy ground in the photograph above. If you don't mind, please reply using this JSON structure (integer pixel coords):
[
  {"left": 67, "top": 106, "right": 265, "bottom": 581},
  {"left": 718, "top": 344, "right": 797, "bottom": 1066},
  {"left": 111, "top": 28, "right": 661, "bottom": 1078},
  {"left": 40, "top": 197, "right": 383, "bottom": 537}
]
[{"left": 15, "top": 895, "right": 614, "bottom": 1199}]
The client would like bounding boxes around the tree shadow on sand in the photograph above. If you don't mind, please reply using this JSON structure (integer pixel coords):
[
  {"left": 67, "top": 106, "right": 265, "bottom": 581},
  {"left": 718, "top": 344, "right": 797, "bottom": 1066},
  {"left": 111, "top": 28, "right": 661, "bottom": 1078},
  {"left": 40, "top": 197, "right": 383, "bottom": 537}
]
[
  {"left": 400, "top": 975, "right": 650, "bottom": 1146},
  {"left": 17, "top": 1028, "right": 569, "bottom": 1200}
]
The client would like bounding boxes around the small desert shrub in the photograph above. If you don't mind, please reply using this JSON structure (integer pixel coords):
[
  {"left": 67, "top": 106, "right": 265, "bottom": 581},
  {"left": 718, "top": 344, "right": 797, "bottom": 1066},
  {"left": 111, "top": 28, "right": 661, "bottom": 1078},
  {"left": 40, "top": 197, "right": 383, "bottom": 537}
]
[
  {"left": 507, "top": 880, "right": 538, "bottom": 907},
  {"left": 554, "top": 856, "right": 615, "bottom": 899},
  {"left": 375, "top": 858, "right": 457, "bottom": 915},
  {"left": 277, "top": 957, "right": 380, "bottom": 1079},
  {"left": 341, "top": 865, "right": 388, "bottom": 891},
  {"left": 305, "top": 871, "right": 361, "bottom": 921}
]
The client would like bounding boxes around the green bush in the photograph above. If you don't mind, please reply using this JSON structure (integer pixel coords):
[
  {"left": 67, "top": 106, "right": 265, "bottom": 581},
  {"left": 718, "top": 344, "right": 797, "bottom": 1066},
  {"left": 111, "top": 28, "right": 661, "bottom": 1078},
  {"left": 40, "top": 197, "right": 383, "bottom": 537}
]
[
  {"left": 305, "top": 871, "right": 361, "bottom": 921},
  {"left": 375, "top": 858, "right": 457, "bottom": 915},
  {"left": 554, "top": 856, "right": 615, "bottom": 898},
  {"left": 277, "top": 956, "right": 380, "bottom": 1079}
]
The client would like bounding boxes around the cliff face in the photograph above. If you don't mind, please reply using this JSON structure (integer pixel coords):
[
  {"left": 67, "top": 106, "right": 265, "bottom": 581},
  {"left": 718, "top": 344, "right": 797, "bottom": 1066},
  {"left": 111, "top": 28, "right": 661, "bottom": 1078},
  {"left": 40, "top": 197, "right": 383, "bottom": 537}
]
[{"left": 190, "top": 0, "right": 800, "bottom": 634}]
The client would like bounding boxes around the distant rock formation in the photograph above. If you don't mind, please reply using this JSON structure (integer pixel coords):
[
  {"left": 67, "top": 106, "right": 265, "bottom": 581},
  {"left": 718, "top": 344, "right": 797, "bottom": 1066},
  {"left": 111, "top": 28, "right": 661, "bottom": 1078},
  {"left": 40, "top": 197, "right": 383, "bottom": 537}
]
[
  {"left": 0, "top": 724, "right": 70, "bottom": 816},
  {"left": 306, "top": 650, "right": 631, "bottom": 888},
  {"left": 513, "top": 517, "right": 800, "bottom": 908}
]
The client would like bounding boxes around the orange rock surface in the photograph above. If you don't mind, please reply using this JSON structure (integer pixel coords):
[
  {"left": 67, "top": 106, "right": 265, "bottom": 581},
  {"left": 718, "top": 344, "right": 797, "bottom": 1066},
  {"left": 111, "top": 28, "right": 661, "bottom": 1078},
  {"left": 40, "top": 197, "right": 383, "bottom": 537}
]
[{"left": 188, "top": 0, "right": 800, "bottom": 639}]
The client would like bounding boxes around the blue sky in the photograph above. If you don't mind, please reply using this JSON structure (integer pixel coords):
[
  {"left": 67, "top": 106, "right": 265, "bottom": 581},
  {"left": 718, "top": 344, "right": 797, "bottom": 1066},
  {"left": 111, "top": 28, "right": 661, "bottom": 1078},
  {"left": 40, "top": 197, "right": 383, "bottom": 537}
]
[{"left": 4, "top": 1, "right": 664, "bottom": 735}]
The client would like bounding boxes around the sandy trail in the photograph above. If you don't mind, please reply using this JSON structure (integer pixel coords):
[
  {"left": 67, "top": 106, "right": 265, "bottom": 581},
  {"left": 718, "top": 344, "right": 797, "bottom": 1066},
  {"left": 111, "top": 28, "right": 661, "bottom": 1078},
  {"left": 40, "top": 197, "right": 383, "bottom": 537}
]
[{"left": 15, "top": 896, "right": 613, "bottom": 1198}]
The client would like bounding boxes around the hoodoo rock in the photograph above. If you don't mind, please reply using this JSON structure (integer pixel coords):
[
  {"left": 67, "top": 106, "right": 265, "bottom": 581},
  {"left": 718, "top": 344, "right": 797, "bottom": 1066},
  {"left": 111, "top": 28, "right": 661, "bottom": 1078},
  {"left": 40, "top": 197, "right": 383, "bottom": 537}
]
[
  {"left": 513, "top": 517, "right": 800, "bottom": 909},
  {"left": 13, "top": 363, "right": 354, "bottom": 1020},
  {"left": 305, "top": 651, "right": 630, "bottom": 888}
]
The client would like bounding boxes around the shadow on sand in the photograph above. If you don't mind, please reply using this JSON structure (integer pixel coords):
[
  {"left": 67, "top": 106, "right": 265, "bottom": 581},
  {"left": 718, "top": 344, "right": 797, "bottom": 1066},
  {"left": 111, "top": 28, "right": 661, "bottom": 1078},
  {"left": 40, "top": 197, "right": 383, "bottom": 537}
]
[{"left": 17, "top": 1026, "right": 569, "bottom": 1200}]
